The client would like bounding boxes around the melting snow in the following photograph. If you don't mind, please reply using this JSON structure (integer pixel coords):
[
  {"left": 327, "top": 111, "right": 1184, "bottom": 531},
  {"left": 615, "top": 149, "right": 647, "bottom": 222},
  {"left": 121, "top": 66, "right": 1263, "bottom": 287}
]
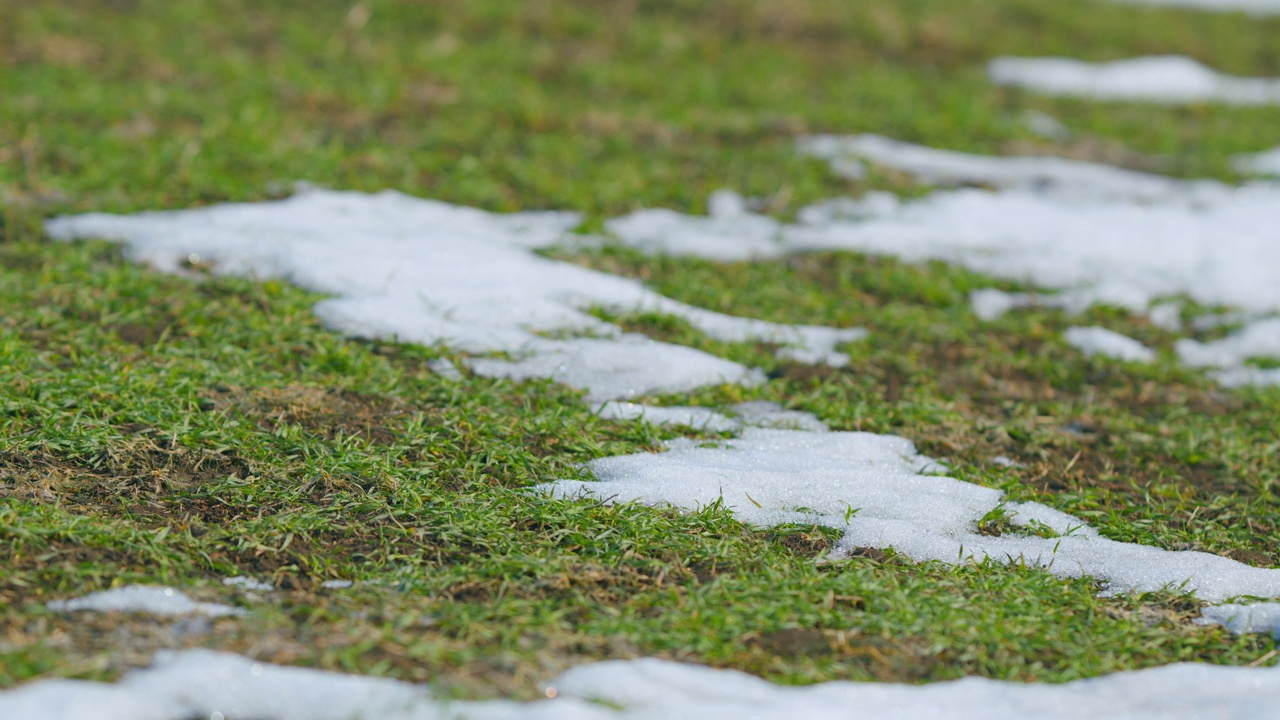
[
  {"left": 1234, "top": 146, "right": 1280, "bottom": 176},
  {"left": 1064, "top": 326, "right": 1156, "bottom": 362},
  {"left": 223, "top": 576, "right": 274, "bottom": 592},
  {"left": 595, "top": 401, "right": 829, "bottom": 434},
  {"left": 5, "top": 648, "right": 1280, "bottom": 720},
  {"left": 46, "top": 586, "right": 245, "bottom": 617},
  {"left": 427, "top": 358, "right": 466, "bottom": 381},
  {"left": 987, "top": 55, "right": 1280, "bottom": 105},
  {"left": 604, "top": 137, "right": 1280, "bottom": 381},
  {"left": 1113, "top": 0, "right": 1280, "bottom": 13},
  {"left": 1199, "top": 603, "right": 1280, "bottom": 639},
  {"left": 799, "top": 134, "right": 1210, "bottom": 201},
  {"left": 541, "top": 429, "right": 1280, "bottom": 603},
  {"left": 46, "top": 190, "right": 862, "bottom": 403},
  {"left": 596, "top": 402, "right": 739, "bottom": 432}
]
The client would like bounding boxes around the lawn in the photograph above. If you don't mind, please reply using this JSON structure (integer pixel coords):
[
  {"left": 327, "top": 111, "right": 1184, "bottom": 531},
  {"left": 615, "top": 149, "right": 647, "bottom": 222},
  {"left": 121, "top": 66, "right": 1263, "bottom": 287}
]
[{"left": 2, "top": 0, "right": 1278, "bottom": 700}]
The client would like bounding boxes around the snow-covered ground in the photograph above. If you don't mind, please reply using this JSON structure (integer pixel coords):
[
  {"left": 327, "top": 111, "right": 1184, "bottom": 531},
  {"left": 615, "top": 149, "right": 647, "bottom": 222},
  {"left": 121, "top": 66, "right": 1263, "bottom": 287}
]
[
  {"left": 988, "top": 56, "right": 1280, "bottom": 104},
  {"left": 543, "top": 427, "right": 1280, "bottom": 604},
  {"left": 46, "top": 191, "right": 862, "bottom": 403},
  {"left": 4, "top": 647, "right": 1280, "bottom": 720},
  {"left": 606, "top": 136, "right": 1280, "bottom": 383},
  {"left": 46, "top": 586, "right": 244, "bottom": 617},
  {"left": 1113, "top": 0, "right": 1280, "bottom": 13}
]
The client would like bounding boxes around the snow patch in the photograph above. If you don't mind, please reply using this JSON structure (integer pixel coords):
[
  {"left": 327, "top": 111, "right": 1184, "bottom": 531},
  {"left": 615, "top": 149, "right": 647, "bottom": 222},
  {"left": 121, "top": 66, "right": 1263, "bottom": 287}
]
[
  {"left": 799, "top": 134, "right": 1206, "bottom": 201},
  {"left": 604, "top": 138, "right": 1280, "bottom": 381},
  {"left": 988, "top": 56, "right": 1280, "bottom": 105},
  {"left": 7, "top": 646, "right": 1280, "bottom": 719},
  {"left": 1113, "top": 0, "right": 1280, "bottom": 14},
  {"left": 1199, "top": 603, "right": 1280, "bottom": 639},
  {"left": 595, "top": 401, "right": 828, "bottom": 434},
  {"left": 47, "top": 586, "right": 245, "bottom": 617},
  {"left": 427, "top": 358, "right": 466, "bottom": 381},
  {"left": 46, "top": 190, "right": 862, "bottom": 403},
  {"left": 1176, "top": 318, "right": 1280, "bottom": 369},
  {"left": 1064, "top": 326, "right": 1157, "bottom": 363},
  {"left": 540, "top": 429, "right": 1280, "bottom": 603},
  {"left": 596, "top": 402, "right": 738, "bottom": 432},
  {"left": 222, "top": 576, "right": 273, "bottom": 592},
  {"left": 1234, "top": 146, "right": 1280, "bottom": 177}
]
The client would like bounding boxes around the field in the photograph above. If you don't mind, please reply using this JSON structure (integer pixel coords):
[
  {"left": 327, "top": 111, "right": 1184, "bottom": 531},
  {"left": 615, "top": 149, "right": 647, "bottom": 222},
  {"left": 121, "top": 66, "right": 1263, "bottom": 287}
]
[{"left": 2, "top": 0, "right": 1279, "bottom": 707}]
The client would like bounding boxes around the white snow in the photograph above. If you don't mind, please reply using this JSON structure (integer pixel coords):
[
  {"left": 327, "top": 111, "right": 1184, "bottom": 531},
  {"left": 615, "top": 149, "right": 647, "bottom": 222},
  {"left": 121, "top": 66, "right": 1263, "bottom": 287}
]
[
  {"left": 595, "top": 401, "right": 828, "bottom": 434},
  {"left": 427, "top": 358, "right": 466, "bottom": 381},
  {"left": 1176, "top": 318, "right": 1280, "bottom": 369},
  {"left": 46, "top": 586, "right": 245, "bottom": 617},
  {"left": 1148, "top": 302, "right": 1183, "bottom": 331},
  {"left": 6, "top": 647, "right": 1280, "bottom": 720},
  {"left": 595, "top": 402, "right": 739, "bottom": 432},
  {"left": 541, "top": 428, "right": 1280, "bottom": 603},
  {"left": 730, "top": 401, "right": 830, "bottom": 433},
  {"left": 1064, "top": 326, "right": 1157, "bottom": 362},
  {"left": 1112, "top": 0, "right": 1280, "bottom": 14},
  {"left": 987, "top": 55, "right": 1280, "bottom": 105},
  {"left": 46, "top": 190, "right": 863, "bottom": 403},
  {"left": 604, "top": 137, "right": 1280, "bottom": 381},
  {"left": 798, "top": 134, "right": 1207, "bottom": 201},
  {"left": 321, "top": 580, "right": 355, "bottom": 589},
  {"left": 604, "top": 192, "right": 787, "bottom": 261},
  {"left": 1199, "top": 603, "right": 1280, "bottom": 638},
  {"left": 223, "top": 576, "right": 274, "bottom": 592},
  {"left": 1234, "top": 146, "right": 1280, "bottom": 177}
]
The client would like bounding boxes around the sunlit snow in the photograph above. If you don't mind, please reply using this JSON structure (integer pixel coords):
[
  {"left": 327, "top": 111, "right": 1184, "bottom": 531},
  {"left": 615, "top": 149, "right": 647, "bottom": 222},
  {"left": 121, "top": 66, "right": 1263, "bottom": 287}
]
[
  {"left": 988, "top": 55, "right": 1280, "bottom": 104},
  {"left": 6, "top": 644, "right": 1280, "bottom": 719},
  {"left": 46, "top": 190, "right": 862, "bottom": 403},
  {"left": 542, "top": 429, "right": 1280, "bottom": 604}
]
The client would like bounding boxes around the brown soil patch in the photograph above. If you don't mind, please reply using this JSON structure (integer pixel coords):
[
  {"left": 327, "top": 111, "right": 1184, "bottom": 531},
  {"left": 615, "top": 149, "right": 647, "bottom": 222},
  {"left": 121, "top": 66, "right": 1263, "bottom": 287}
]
[
  {"left": 202, "top": 384, "right": 414, "bottom": 444},
  {"left": 0, "top": 438, "right": 251, "bottom": 509}
]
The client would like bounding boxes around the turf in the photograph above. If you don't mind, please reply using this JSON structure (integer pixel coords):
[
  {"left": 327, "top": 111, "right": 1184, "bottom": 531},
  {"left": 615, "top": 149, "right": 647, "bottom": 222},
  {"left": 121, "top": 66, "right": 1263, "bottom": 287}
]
[{"left": 2, "top": 0, "right": 1278, "bottom": 699}]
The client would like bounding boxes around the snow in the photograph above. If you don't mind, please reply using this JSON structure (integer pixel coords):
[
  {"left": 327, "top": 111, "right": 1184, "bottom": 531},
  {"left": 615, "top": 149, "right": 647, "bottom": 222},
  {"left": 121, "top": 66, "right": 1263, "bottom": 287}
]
[
  {"left": 46, "top": 190, "right": 862, "bottom": 403},
  {"left": 1064, "top": 326, "right": 1157, "bottom": 362},
  {"left": 1113, "top": 0, "right": 1280, "bottom": 13},
  {"left": 603, "top": 137, "right": 1280, "bottom": 381},
  {"left": 223, "top": 576, "right": 274, "bottom": 591},
  {"left": 427, "top": 358, "right": 466, "bottom": 381},
  {"left": 541, "top": 428, "right": 1280, "bottom": 603},
  {"left": 595, "top": 401, "right": 828, "bottom": 433},
  {"left": 1199, "top": 603, "right": 1280, "bottom": 638},
  {"left": 46, "top": 586, "right": 245, "bottom": 617},
  {"left": 798, "top": 134, "right": 1206, "bottom": 201},
  {"left": 1176, "top": 317, "right": 1280, "bottom": 379},
  {"left": 6, "top": 647, "right": 1280, "bottom": 720},
  {"left": 1148, "top": 302, "right": 1183, "bottom": 331},
  {"left": 605, "top": 193, "right": 787, "bottom": 261},
  {"left": 596, "top": 402, "right": 739, "bottom": 432},
  {"left": 1234, "top": 146, "right": 1280, "bottom": 176},
  {"left": 730, "top": 401, "right": 830, "bottom": 433},
  {"left": 987, "top": 55, "right": 1280, "bottom": 105}
]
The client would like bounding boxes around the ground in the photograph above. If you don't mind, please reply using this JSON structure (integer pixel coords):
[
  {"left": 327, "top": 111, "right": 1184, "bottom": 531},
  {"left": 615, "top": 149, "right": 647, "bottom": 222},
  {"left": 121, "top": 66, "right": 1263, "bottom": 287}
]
[{"left": 1, "top": 0, "right": 1278, "bottom": 700}]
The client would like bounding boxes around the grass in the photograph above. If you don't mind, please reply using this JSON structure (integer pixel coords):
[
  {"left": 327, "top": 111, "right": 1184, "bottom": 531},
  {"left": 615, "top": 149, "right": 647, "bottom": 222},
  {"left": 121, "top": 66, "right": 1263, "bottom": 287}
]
[{"left": 2, "top": 0, "right": 1279, "bottom": 700}]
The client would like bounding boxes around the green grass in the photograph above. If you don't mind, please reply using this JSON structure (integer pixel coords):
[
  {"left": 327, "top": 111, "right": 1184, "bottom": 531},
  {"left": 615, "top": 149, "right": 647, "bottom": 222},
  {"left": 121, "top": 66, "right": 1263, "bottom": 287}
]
[{"left": 2, "top": 0, "right": 1279, "bottom": 699}]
